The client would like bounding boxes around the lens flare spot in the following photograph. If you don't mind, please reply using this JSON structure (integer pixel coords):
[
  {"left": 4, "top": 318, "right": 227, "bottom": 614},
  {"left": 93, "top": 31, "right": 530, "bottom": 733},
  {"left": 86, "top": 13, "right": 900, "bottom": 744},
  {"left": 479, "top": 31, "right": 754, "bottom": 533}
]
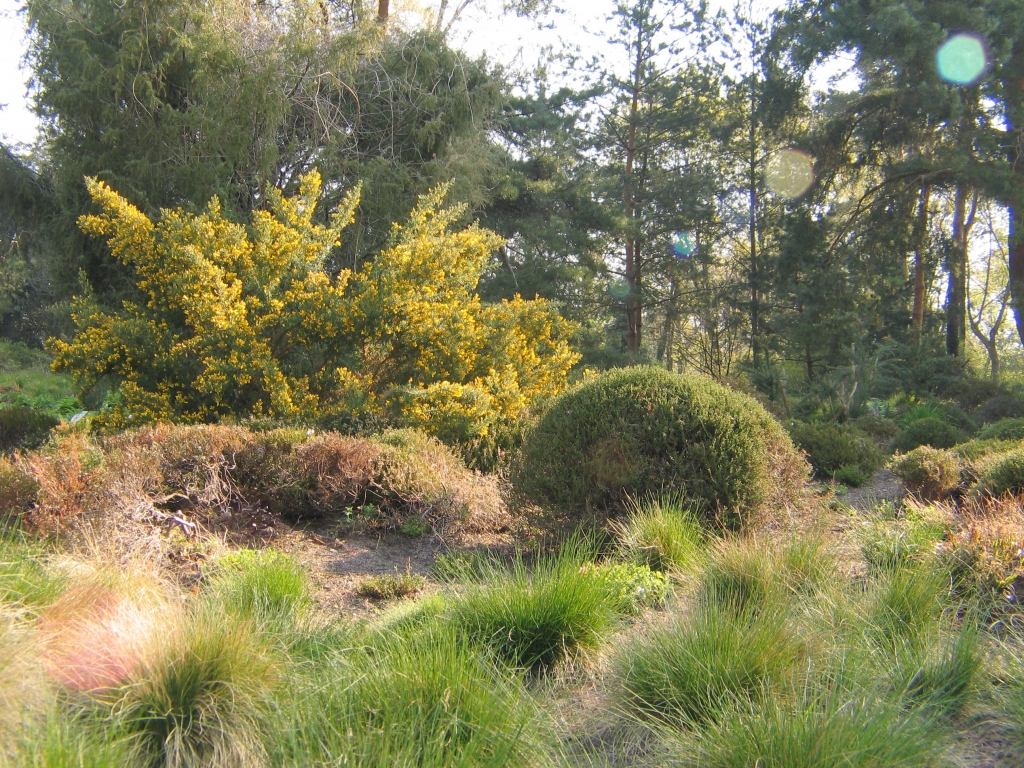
[
  {"left": 671, "top": 232, "right": 696, "bottom": 258},
  {"left": 38, "top": 586, "right": 158, "bottom": 693},
  {"left": 608, "top": 280, "right": 631, "bottom": 301},
  {"left": 936, "top": 33, "right": 988, "bottom": 86},
  {"left": 766, "top": 149, "right": 815, "bottom": 198}
]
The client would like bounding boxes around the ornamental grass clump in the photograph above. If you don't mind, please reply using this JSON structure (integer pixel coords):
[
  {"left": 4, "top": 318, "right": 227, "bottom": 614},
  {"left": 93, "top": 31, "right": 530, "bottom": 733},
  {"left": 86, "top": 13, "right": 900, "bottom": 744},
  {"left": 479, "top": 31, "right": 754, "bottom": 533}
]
[
  {"left": 658, "top": 676, "right": 945, "bottom": 768},
  {"left": 695, "top": 538, "right": 782, "bottom": 617},
  {"left": 448, "top": 540, "right": 618, "bottom": 672},
  {"left": 612, "top": 492, "right": 706, "bottom": 574},
  {"left": 116, "top": 608, "right": 276, "bottom": 768},
  {"left": 612, "top": 597, "right": 805, "bottom": 726},
  {"left": 891, "top": 617, "right": 982, "bottom": 717},
  {"left": 867, "top": 563, "right": 949, "bottom": 652},
  {"left": 0, "top": 530, "right": 65, "bottom": 608},
  {"left": 516, "top": 367, "right": 806, "bottom": 527},
  {"left": 207, "top": 548, "right": 309, "bottom": 628}
]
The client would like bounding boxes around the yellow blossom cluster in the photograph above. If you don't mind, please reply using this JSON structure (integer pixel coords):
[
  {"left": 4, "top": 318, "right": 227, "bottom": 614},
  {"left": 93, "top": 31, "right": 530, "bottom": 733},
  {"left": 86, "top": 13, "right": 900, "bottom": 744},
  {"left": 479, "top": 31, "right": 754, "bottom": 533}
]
[{"left": 49, "top": 172, "right": 580, "bottom": 441}]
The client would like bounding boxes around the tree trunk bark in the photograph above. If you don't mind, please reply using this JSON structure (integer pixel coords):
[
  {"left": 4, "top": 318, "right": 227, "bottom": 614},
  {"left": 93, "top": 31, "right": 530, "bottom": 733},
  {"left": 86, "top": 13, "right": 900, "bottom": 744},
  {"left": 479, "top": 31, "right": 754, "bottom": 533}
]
[
  {"left": 912, "top": 184, "right": 930, "bottom": 337},
  {"left": 1003, "top": 44, "right": 1024, "bottom": 347},
  {"left": 623, "top": 28, "right": 644, "bottom": 353},
  {"left": 748, "top": 81, "right": 760, "bottom": 367},
  {"left": 946, "top": 184, "right": 968, "bottom": 357}
]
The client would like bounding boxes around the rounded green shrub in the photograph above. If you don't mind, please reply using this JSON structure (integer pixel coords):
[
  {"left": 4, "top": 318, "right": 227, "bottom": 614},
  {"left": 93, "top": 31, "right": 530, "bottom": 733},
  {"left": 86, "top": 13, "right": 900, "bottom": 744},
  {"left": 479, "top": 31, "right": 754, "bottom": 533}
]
[
  {"left": 894, "top": 417, "right": 967, "bottom": 453},
  {"left": 977, "top": 418, "right": 1024, "bottom": 442},
  {"left": 0, "top": 407, "right": 58, "bottom": 453},
  {"left": 833, "top": 465, "right": 869, "bottom": 487},
  {"left": 787, "top": 422, "right": 881, "bottom": 483},
  {"left": 515, "top": 367, "right": 805, "bottom": 526},
  {"left": 976, "top": 448, "right": 1024, "bottom": 498},
  {"left": 976, "top": 394, "right": 1024, "bottom": 424},
  {"left": 888, "top": 446, "right": 961, "bottom": 500}
]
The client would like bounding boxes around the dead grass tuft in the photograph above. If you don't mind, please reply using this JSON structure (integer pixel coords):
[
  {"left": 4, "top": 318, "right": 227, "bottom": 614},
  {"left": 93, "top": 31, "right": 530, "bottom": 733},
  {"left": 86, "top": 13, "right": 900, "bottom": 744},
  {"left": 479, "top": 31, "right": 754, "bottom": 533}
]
[
  {"left": 18, "top": 436, "right": 100, "bottom": 535},
  {"left": 939, "top": 495, "right": 1024, "bottom": 606}
]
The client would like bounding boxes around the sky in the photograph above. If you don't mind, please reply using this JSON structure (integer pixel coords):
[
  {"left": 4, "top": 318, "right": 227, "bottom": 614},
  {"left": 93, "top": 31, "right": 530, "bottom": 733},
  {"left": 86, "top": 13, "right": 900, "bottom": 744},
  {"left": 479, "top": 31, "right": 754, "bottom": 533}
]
[
  {"left": 0, "top": 0, "right": 855, "bottom": 149},
  {"left": 0, "top": 0, "right": 33, "bottom": 146}
]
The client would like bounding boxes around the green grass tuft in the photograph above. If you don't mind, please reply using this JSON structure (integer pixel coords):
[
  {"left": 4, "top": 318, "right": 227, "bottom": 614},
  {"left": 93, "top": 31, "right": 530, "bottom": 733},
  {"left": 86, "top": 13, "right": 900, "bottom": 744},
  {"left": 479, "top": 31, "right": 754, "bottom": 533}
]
[
  {"left": 613, "top": 599, "right": 805, "bottom": 726},
  {"left": 613, "top": 492, "right": 707, "bottom": 574},
  {"left": 356, "top": 568, "right": 426, "bottom": 601},
  {"left": 660, "top": 676, "right": 945, "bottom": 768},
  {"left": 116, "top": 609, "right": 276, "bottom": 768},
  {"left": 449, "top": 538, "right": 617, "bottom": 672},
  {"left": 207, "top": 549, "right": 309, "bottom": 627}
]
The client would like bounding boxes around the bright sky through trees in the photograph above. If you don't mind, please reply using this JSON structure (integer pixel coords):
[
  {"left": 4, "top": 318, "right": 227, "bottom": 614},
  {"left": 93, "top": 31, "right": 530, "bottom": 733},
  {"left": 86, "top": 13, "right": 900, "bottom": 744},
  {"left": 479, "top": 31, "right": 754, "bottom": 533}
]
[{"left": 0, "top": 0, "right": 858, "bottom": 149}]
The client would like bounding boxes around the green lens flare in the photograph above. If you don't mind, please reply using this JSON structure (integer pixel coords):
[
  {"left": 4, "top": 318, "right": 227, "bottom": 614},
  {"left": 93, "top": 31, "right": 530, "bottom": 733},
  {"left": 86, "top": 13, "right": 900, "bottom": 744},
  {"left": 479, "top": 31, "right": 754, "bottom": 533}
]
[{"left": 936, "top": 34, "right": 987, "bottom": 86}]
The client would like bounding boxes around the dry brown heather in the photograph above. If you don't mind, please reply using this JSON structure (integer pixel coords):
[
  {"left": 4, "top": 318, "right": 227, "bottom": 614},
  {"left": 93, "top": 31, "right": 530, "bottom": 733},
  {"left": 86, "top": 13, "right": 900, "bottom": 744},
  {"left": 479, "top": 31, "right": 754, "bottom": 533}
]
[{"left": 0, "top": 424, "right": 506, "bottom": 572}]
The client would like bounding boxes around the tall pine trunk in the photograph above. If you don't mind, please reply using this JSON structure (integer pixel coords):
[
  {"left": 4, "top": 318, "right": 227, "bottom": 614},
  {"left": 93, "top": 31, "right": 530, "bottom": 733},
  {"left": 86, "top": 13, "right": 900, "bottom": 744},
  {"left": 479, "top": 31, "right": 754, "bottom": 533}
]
[
  {"left": 748, "top": 82, "right": 760, "bottom": 366},
  {"left": 946, "top": 184, "right": 969, "bottom": 357},
  {"left": 624, "top": 28, "right": 643, "bottom": 353},
  {"left": 912, "top": 184, "right": 930, "bottom": 338},
  {"left": 1004, "top": 44, "right": 1024, "bottom": 347}
]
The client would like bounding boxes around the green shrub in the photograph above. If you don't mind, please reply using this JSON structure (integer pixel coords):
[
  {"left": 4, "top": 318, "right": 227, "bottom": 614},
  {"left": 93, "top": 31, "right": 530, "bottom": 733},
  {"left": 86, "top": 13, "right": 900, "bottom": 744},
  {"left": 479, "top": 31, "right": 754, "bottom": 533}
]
[
  {"left": 894, "top": 417, "right": 967, "bottom": 452},
  {"left": 977, "top": 417, "right": 1024, "bottom": 442},
  {"left": 788, "top": 422, "right": 881, "bottom": 482},
  {"left": 975, "top": 448, "right": 1024, "bottom": 497},
  {"left": 209, "top": 549, "right": 309, "bottom": 626},
  {"left": 888, "top": 447, "right": 961, "bottom": 500},
  {"left": 0, "top": 407, "right": 59, "bottom": 452},
  {"left": 660, "top": 680, "right": 944, "bottom": 768},
  {"left": 516, "top": 367, "right": 805, "bottom": 526},
  {"left": 591, "top": 562, "right": 669, "bottom": 615},
  {"left": 356, "top": 569, "right": 426, "bottom": 601},
  {"left": 0, "top": 457, "right": 39, "bottom": 517},
  {"left": 118, "top": 610, "right": 276, "bottom": 768},
  {"left": 833, "top": 464, "right": 870, "bottom": 487},
  {"left": 976, "top": 394, "right": 1024, "bottom": 424},
  {"left": 898, "top": 401, "right": 974, "bottom": 433},
  {"left": 613, "top": 600, "right": 804, "bottom": 726},
  {"left": 612, "top": 493, "right": 706, "bottom": 573},
  {"left": 449, "top": 542, "right": 617, "bottom": 672},
  {"left": 852, "top": 413, "right": 900, "bottom": 442}
]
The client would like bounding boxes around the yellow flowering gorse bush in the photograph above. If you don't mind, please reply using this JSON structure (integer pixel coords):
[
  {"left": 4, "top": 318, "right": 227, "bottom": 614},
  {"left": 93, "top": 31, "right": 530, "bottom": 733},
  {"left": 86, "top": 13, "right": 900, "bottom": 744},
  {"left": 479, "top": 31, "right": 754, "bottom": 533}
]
[{"left": 48, "top": 172, "right": 580, "bottom": 443}]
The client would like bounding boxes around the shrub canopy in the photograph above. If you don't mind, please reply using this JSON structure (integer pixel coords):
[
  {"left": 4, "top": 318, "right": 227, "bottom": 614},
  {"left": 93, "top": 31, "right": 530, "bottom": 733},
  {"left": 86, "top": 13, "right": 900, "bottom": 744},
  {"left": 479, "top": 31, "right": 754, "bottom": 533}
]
[
  {"left": 515, "top": 367, "right": 805, "bottom": 526},
  {"left": 48, "top": 173, "right": 579, "bottom": 441},
  {"left": 787, "top": 421, "right": 881, "bottom": 481}
]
